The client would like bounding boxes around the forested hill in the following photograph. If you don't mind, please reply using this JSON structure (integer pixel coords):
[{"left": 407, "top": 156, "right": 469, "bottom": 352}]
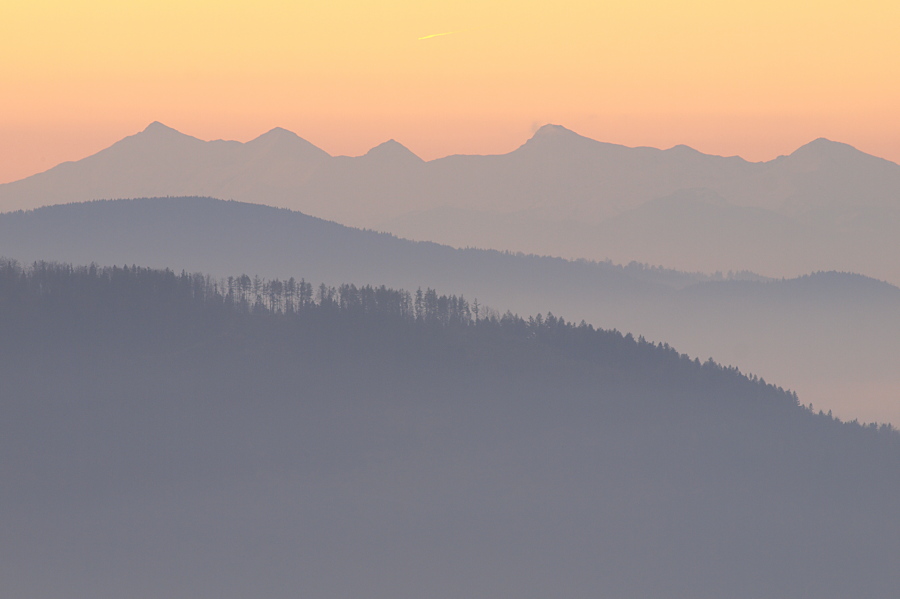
[
  {"left": 4, "top": 196, "right": 900, "bottom": 428},
  {"left": 2, "top": 262, "right": 899, "bottom": 599},
  {"left": 0, "top": 196, "right": 709, "bottom": 293}
]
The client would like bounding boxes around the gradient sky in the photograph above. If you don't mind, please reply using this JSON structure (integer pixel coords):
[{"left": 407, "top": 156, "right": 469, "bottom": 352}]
[{"left": 1, "top": 0, "right": 899, "bottom": 183}]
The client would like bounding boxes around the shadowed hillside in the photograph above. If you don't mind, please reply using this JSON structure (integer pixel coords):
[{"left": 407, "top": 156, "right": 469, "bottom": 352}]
[
  {"left": 1, "top": 262, "right": 898, "bottom": 599},
  {"left": 2, "top": 196, "right": 899, "bottom": 425}
]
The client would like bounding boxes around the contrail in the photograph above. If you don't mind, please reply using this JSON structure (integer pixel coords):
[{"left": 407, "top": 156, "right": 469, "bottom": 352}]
[{"left": 418, "top": 30, "right": 461, "bottom": 40}]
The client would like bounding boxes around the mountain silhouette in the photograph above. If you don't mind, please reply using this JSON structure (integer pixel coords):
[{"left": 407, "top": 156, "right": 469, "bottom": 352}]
[
  {"left": 2, "top": 196, "right": 899, "bottom": 425},
  {"left": 4, "top": 123, "right": 899, "bottom": 282},
  {"left": 364, "top": 139, "right": 424, "bottom": 162},
  {"left": 2, "top": 260, "right": 899, "bottom": 599},
  {"left": 516, "top": 123, "right": 610, "bottom": 154},
  {"left": 245, "top": 126, "right": 330, "bottom": 161}
]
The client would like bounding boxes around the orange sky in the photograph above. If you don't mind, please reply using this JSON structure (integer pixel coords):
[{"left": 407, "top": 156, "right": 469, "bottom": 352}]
[{"left": 1, "top": 0, "right": 899, "bottom": 183}]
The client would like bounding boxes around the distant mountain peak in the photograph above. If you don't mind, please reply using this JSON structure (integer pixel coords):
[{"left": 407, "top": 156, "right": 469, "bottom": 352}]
[
  {"left": 245, "top": 127, "right": 330, "bottom": 159},
  {"left": 104, "top": 121, "right": 201, "bottom": 153},
  {"left": 666, "top": 144, "right": 702, "bottom": 154},
  {"left": 364, "top": 139, "right": 423, "bottom": 162},
  {"left": 247, "top": 126, "right": 304, "bottom": 146},
  {"left": 528, "top": 124, "right": 585, "bottom": 142},
  {"left": 517, "top": 124, "right": 609, "bottom": 154},
  {"left": 128, "top": 122, "right": 200, "bottom": 147},
  {"left": 256, "top": 126, "right": 299, "bottom": 139},
  {"left": 141, "top": 121, "right": 182, "bottom": 135},
  {"left": 796, "top": 137, "right": 852, "bottom": 151},
  {"left": 788, "top": 137, "right": 866, "bottom": 162},
  {"left": 534, "top": 123, "right": 577, "bottom": 136}
]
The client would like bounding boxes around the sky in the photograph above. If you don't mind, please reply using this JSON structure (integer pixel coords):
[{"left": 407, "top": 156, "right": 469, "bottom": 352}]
[{"left": 1, "top": 0, "right": 899, "bottom": 183}]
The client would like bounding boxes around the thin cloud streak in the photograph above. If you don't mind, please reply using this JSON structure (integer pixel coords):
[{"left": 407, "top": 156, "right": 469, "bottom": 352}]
[{"left": 418, "top": 30, "right": 462, "bottom": 40}]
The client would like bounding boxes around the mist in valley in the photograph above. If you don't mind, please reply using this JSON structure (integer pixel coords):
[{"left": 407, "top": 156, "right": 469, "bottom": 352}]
[
  {"left": 2, "top": 196, "right": 898, "bottom": 425},
  {"left": 2, "top": 124, "right": 899, "bottom": 598},
  {"left": 2, "top": 262, "right": 898, "bottom": 599}
]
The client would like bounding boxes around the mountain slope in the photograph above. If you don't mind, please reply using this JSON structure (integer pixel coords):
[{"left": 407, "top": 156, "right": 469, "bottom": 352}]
[
  {"left": 384, "top": 188, "right": 816, "bottom": 275},
  {"left": 0, "top": 196, "right": 664, "bottom": 300},
  {"left": 2, "top": 196, "right": 898, "bottom": 425},
  {"left": 3, "top": 123, "right": 900, "bottom": 282},
  {"left": 2, "top": 262, "right": 898, "bottom": 599},
  {"left": 0, "top": 122, "right": 330, "bottom": 208}
]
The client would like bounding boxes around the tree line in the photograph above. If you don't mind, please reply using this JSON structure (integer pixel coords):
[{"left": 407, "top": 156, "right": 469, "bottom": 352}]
[{"left": 6, "top": 258, "right": 896, "bottom": 435}]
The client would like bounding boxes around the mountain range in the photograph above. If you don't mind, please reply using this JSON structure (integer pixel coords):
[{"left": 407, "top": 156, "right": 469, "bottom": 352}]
[
  {"left": 3, "top": 124, "right": 899, "bottom": 596},
  {"left": 3, "top": 262, "right": 898, "bottom": 599},
  {"left": 3, "top": 196, "right": 898, "bottom": 425},
  {"left": 2, "top": 122, "right": 900, "bottom": 283}
]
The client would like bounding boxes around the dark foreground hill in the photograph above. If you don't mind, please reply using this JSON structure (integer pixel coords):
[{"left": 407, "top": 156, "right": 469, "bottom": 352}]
[
  {"left": 2, "top": 196, "right": 899, "bottom": 425},
  {"left": 2, "top": 263, "right": 898, "bottom": 599}
]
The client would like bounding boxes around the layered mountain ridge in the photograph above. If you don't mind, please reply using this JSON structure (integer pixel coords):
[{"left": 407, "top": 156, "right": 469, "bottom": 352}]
[
  {"left": 3, "top": 123, "right": 899, "bottom": 283},
  {"left": 3, "top": 261, "right": 898, "bottom": 599},
  {"left": 2, "top": 196, "right": 899, "bottom": 426}
]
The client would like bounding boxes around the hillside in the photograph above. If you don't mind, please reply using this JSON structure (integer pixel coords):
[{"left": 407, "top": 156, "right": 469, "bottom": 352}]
[
  {"left": 1, "top": 262, "right": 898, "bottom": 599},
  {"left": 2, "top": 196, "right": 898, "bottom": 425},
  {"left": 3, "top": 123, "right": 900, "bottom": 282}
]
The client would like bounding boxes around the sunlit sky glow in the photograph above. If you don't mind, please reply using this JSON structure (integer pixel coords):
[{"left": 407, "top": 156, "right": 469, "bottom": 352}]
[{"left": 1, "top": 0, "right": 898, "bottom": 182}]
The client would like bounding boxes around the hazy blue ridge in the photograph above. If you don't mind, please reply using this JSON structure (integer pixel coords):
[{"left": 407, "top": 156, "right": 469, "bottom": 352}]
[{"left": 2, "top": 196, "right": 899, "bottom": 426}]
